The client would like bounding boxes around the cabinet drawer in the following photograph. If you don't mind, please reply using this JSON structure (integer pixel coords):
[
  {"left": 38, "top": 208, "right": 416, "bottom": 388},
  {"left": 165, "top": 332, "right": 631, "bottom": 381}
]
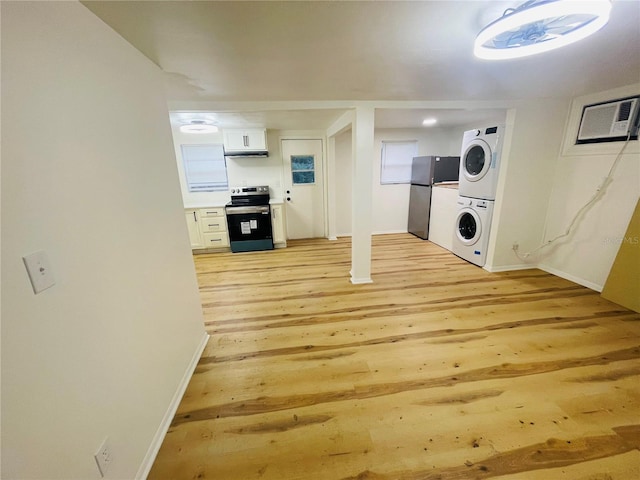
[
  {"left": 201, "top": 218, "right": 227, "bottom": 233},
  {"left": 199, "top": 207, "right": 225, "bottom": 218},
  {"left": 202, "top": 232, "right": 229, "bottom": 248}
]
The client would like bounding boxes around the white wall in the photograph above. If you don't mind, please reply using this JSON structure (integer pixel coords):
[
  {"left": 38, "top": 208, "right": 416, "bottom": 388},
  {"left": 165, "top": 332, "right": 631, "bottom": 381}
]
[
  {"left": 334, "top": 127, "right": 462, "bottom": 236},
  {"left": 173, "top": 127, "right": 326, "bottom": 206},
  {"left": 485, "top": 99, "right": 570, "bottom": 271},
  {"left": 335, "top": 130, "right": 353, "bottom": 236},
  {"left": 420, "top": 126, "right": 465, "bottom": 157},
  {"left": 1, "top": 2, "right": 206, "bottom": 479},
  {"left": 538, "top": 84, "right": 640, "bottom": 290},
  {"left": 173, "top": 128, "right": 286, "bottom": 206}
]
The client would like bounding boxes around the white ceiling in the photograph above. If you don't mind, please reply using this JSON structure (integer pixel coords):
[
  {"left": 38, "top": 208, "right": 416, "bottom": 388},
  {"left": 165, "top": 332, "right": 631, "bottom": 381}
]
[{"left": 83, "top": 0, "right": 640, "bottom": 130}]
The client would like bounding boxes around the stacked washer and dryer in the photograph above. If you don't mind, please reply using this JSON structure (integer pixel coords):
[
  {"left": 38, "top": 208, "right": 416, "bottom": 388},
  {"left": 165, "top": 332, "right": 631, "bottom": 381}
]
[{"left": 452, "top": 126, "right": 504, "bottom": 267}]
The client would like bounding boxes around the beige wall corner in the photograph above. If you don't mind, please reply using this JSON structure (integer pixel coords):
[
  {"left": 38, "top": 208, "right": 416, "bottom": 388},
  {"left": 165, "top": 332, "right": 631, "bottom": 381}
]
[{"left": 601, "top": 199, "right": 640, "bottom": 312}]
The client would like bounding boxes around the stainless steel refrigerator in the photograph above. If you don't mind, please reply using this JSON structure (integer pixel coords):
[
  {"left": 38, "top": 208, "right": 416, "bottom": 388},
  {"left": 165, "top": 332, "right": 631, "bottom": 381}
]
[{"left": 408, "top": 155, "right": 460, "bottom": 239}]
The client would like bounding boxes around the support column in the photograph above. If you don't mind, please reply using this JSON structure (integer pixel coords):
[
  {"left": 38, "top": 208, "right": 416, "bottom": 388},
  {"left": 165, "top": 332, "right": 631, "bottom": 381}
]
[
  {"left": 326, "top": 135, "right": 337, "bottom": 240},
  {"left": 350, "top": 106, "right": 374, "bottom": 284}
]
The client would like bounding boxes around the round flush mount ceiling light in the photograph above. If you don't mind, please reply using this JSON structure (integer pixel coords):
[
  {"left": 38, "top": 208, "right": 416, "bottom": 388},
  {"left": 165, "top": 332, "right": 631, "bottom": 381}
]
[
  {"left": 179, "top": 120, "right": 219, "bottom": 134},
  {"left": 422, "top": 118, "right": 438, "bottom": 126},
  {"left": 474, "top": 0, "right": 612, "bottom": 60}
]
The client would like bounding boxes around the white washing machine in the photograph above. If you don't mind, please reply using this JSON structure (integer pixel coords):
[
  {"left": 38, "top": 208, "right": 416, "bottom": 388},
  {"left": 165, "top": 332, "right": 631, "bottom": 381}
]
[
  {"left": 458, "top": 125, "right": 504, "bottom": 200},
  {"left": 451, "top": 196, "right": 494, "bottom": 267}
]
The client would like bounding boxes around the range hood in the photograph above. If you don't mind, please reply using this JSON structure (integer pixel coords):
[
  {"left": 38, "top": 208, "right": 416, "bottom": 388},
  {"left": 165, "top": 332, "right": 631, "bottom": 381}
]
[{"left": 224, "top": 150, "right": 269, "bottom": 158}]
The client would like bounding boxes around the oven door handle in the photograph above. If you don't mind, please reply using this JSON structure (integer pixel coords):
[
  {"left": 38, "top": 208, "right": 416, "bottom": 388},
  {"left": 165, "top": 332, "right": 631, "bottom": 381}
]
[{"left": 226, "top": 206, "right": 270, "bottom": 215}]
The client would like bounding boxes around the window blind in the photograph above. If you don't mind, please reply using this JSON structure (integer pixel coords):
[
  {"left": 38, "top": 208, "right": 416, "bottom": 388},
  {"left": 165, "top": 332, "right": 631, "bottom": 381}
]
[
  {"left": 181, "top": 144, "right": 228, "bottom": 192},
  {"left": 380, "top": 141, "right": 418, "bottom": 184}
]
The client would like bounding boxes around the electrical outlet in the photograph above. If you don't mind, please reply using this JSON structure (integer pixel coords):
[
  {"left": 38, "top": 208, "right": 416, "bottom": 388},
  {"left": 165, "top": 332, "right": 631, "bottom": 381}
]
[
  {"left": 22, "top": 250, "right": 55, "bottom": 294},
  {"left": 94, "top": 437, "right": 113, "bottom": 477},
  {"left": 512, "top": 242, "right": 519, "bottom": 251}
]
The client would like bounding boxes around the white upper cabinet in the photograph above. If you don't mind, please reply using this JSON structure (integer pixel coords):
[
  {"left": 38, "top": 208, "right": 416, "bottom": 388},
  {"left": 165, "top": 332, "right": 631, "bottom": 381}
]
[{"left": 223, "top": 129, "right": 268, "bottom": 154}]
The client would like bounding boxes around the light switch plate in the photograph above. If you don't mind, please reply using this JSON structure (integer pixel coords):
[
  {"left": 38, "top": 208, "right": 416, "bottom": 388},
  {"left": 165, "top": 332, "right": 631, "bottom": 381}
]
[{"left": 22, "top": 250, "right": 55, "bottom": 294}]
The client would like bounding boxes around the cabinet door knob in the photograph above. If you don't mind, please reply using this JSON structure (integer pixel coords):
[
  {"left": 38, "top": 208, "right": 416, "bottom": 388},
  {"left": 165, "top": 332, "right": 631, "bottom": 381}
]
[{"left": 193, "top": 212, "right": 197, "bottom": 221}]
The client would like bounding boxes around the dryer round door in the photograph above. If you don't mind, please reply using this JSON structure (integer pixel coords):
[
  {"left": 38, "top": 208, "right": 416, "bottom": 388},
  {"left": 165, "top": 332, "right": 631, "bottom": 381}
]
[
  {"left": 455, "top": 208, "right": 481, "bottom": 246},
  {"left": 462, "top": 139, "right": 492, "bottom": 183}
]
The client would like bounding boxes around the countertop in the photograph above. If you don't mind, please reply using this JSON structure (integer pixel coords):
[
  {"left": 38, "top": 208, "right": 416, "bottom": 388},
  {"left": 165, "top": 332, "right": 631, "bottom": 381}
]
[
  {"left": 184, "top": 199, "right": 284, "bottom": 209},
  {"left": 433, "top": 182, "right": 459, "bottom": 190}
]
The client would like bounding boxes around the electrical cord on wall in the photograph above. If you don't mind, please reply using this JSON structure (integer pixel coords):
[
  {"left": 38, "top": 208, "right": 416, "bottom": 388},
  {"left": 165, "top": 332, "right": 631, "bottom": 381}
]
[{"left": 513, "top": 131, "right": 634, "bottom": 262}]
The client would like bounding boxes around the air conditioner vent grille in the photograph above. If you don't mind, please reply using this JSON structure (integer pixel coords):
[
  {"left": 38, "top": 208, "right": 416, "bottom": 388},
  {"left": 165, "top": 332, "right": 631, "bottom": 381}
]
[{"left": 618, "top": 101, "right": 632, "bottom": 121}]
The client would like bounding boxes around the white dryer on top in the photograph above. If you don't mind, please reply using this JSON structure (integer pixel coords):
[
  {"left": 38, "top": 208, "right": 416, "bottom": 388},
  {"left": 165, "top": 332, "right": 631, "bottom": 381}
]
[{"left": 458, "top": 125, "right": 504, "bottom": 200}]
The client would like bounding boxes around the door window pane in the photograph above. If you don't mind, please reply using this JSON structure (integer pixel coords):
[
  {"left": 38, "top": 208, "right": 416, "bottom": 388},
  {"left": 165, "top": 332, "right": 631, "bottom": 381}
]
[
  {"left": 182, "top": 144, "right": 228, "bottom": 192},
  {"left": 291, "top": 155, "right": 315, "bottom": 185}
]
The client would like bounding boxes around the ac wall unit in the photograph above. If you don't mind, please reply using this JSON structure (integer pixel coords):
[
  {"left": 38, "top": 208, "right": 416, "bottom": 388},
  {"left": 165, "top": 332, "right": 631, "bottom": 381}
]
[{"left": 576, "top": 96, "right": 640, "bottom": 144}]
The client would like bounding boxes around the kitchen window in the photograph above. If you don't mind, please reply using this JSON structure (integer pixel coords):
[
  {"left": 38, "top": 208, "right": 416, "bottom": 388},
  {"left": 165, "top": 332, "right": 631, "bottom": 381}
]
[
  {"left": 181, "top": 144, "right": 228, "bottom": 192},
  {"left": 380, "top": 140, "right": 418, "bottom": 184}
]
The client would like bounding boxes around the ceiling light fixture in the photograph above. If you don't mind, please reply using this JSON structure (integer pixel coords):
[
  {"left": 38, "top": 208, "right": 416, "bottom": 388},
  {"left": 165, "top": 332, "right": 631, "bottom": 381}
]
[
  {"left": 179, "top": 120, "right": 219, "bottom": 134},
  {"left": 422, "top": 118, "right": 438, "bottom": 126},
  {"left": 474, "top": 0, "right": 612, "bottom": 60}
]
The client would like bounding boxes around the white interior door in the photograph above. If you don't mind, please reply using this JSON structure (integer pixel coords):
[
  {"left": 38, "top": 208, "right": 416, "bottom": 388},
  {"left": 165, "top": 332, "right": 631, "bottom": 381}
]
[{"left": 281, "top": 139, "right": 325, "bottom": 239}]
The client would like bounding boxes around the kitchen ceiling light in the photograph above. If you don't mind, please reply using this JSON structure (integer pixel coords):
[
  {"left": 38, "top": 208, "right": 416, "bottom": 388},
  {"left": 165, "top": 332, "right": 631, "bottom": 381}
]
[
  {"left": 180, "top": 120, "right": 219, "bottom": 134},
  {"left": 422, "top": 118, "right": 438, "bottom": 126},
  {"left": 474, "top": 0, "right": 612, "bottom": 60}
]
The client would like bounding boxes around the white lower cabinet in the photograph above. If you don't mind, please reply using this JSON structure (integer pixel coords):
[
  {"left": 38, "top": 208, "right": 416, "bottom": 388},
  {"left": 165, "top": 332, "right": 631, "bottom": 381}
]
[
  {"left": 185, "top": 207, "right": 229, "bottom": 251},
  {"left": 199, "top": 207, "right": 229, "bottom": 248},
  {"left": 428, "top": 186, "right": 459, "bottom": 252},
  {"left": 185, "top": 209, "right": 204, "bottom": 249},
  {"left": 186, "top": 204, "right": 284, "bottom": 252},
  {"left": 271, "top": 203, "right": 286, "bottom": 247}
]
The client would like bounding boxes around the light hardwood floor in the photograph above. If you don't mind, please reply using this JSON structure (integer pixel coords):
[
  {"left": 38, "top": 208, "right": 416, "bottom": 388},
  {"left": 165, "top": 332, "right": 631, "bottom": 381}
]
[{"left": 148, "top": 234, "right": 640, "bottom": 480}]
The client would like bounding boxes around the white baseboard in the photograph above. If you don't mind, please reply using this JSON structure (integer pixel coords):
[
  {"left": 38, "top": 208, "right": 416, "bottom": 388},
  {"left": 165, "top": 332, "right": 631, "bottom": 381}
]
[
  {"left": 136, "top": 331, "right": 209, "bottom": 479},
  {"left": 332, "top": 231, "right": 410, "bottom": 238},
  {"left": 351, "top": 276, "right": 373, "bottom": 284},
  {"left": 372, "top": 229, "right": 408, "bottom": 235},
  {"left": 538, "top": 264, "right": 603, "bottom": 292},
  {"left": 484, "top": 261, "right": 603, "bottom": 292},
  {"left": 484, "top": 263, "right": 538, "bottom": 273}
]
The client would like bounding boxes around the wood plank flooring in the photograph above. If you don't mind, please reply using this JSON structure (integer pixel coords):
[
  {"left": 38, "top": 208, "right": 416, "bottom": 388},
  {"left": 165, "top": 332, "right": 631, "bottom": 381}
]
[{"left": 148, "top": 234, "right": 640, "bottom": 480}]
